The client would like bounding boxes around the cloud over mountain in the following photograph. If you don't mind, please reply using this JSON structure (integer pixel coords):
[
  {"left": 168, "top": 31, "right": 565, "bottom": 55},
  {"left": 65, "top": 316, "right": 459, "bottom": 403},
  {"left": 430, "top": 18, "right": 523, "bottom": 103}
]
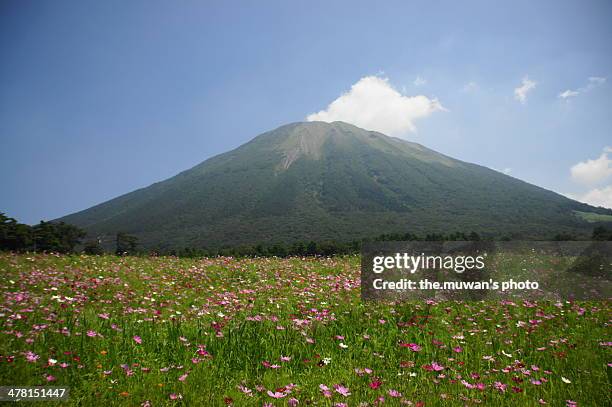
[
  {"left": 570, "top": 147, "right": 612, "bottom": 186},
  {"left": 568, "top": 186, "right": 612, "bottom": 209},
  {"left": 307, "top": 76, "right": 445, "bottom": 137}
]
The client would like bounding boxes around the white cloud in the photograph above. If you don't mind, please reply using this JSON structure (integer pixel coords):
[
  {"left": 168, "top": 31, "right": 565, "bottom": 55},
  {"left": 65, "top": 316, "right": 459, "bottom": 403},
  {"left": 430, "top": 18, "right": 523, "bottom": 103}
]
[
  {"left": 514, "top": 76, "right": 537, "bottom": 104},
  {"left": 570, "top": 147, "right": 612, "bottom": 185},
  {"left": 567, "top": 186, "right": 612, "bottom": 209},
  {"left": 558, "top": 76, "right": 606, "bottom": 100},
  {"left": 558, "top": 89, "right": 579, "bottom": 99},
  {"left": 306, "top": 76, "right": 446, "bottom": 136},
  {"left": 413, "top": 76, "right": 427, "bottom": 86}
]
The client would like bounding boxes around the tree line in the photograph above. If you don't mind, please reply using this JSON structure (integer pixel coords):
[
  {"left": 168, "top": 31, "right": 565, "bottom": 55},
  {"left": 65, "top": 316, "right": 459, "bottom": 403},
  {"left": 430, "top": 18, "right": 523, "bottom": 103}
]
[
  {"left": 0, "top": 212, "right": 137, "bottom": 255},
  {"left": 2, "top": 211, "right": 611, "bottom": 258}
]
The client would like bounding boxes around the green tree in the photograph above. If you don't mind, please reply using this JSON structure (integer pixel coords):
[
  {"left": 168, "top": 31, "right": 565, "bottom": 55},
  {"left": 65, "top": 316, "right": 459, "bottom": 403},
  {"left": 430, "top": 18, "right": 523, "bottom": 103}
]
[
  {"left": 592, "top": 226, "right": 612, "bottom": 241},
  {"left": 116, "top": 232, "right": 138, "bottom": 255},
  {"left": 32, "top": 221, "right": 86, "bottom": 253},
  {"left": 0, "top": 212, "right": 33, "bottom": 251},
  {"left": 83, "top": 238, "right": 104, "bottom": 255}
]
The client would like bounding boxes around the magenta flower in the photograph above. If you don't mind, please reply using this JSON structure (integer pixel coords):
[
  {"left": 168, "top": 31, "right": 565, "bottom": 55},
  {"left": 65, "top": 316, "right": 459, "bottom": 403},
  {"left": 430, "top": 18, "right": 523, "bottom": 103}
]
[
  {"left": 369, "top": 380, "right": 382, "bottom": 389},
  {"left": 133, "top": 335, "right": 142, "bottom": 344},
  {"left": 400, "top": 342, "right": 422, "bottom": 352},
  {"left": 423, "top": 361, "right": 445, "bottom": 371}
]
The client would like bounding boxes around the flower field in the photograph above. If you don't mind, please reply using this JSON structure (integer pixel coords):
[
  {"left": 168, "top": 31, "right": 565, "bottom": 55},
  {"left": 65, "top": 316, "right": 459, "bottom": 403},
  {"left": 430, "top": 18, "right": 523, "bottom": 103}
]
[{"left": 0, "top": 253, "right": 610, "bottom": 406}]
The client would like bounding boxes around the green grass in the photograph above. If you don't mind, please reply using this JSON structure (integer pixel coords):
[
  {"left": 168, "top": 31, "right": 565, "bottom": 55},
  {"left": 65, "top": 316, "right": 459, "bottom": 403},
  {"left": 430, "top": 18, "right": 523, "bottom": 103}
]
[
  {"left": 0, "top": 253, "right": 610, "bottom": 406},
  {"left": 574, "top": 210, "right": 612, "bottom": 223}
]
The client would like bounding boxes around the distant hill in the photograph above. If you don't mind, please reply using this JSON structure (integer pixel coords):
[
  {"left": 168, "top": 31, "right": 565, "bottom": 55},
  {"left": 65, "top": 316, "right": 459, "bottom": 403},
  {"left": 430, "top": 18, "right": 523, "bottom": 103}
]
[{"left": 58, "top": 121, "right": 611, "bottom": 249}]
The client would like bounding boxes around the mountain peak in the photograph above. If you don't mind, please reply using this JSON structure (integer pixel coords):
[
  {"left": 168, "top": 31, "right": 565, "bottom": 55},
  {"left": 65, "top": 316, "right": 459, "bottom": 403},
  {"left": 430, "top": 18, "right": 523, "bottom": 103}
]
[
  {"left": 254, "top": 120, "right": 455, "bottom": 170},
  {"left": 57, "top": 121, "right": 604, "bottom": 249}
]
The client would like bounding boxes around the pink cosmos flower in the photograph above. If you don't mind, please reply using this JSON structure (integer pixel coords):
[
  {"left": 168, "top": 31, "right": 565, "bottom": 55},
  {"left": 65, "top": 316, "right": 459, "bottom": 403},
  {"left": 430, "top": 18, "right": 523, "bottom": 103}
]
[
  {"left": 461, "top": 380, "right": 475, "bottom": 389},
  {"left": 133, "top": 335, "right": 142, "bottom": 344},
  {"left": 453, "top": 346, "right": 463, "bottom": 353},
  {"left": 267, "top": 390, "right": 286, "bottom": 399},
  {"left": 334, "top": 384, "right": 351, "bottom": 397},
  {"left": 319, "top": 384, "right": 332, "bottom": 398},
  {"left": 400, "top": 342, "right": 422, "bottom": 352},
  {"left": 25, "top": 351, "right": 39, "bottom": 363},
  {"left": 86, "top": 330, "right": 97, "bottom": 337},
  {"left": 169, "top": 393, "right": 182, "bottom": 400},
  {"left": 354, "top": 367, "right": 373, "bottom": 376},
  {"left": 45, "top": 374, "right": 56, "bottom": 382},
  {"left": 493, "top": 381, "right": 507, "bottom": 393},
  {"left": 178, "top": 373, "right": 188, "bottom": 382},
  {"left": 288, "top": 398, "right": 299, "bottom": 406},
  {"left": 388, "top": 389, "right": 402, "bottom": 398}
]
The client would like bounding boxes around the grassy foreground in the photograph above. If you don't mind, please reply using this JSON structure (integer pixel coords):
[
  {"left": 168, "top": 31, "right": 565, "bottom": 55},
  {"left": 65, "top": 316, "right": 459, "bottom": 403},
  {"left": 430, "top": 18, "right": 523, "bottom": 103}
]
[{"left": 0, "top": 253, "right": 610, "bottom": 406}]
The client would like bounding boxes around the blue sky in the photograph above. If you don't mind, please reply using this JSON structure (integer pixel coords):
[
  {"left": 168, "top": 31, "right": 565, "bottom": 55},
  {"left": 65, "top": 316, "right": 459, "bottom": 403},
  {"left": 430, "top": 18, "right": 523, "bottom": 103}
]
[{"left": 1, "top": 0, "right": 611, "bottom": 224}]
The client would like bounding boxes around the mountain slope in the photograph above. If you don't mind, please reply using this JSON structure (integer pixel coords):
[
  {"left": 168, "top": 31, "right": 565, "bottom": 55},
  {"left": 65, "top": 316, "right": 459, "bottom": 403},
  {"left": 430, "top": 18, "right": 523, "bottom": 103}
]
[{"left": 58, "top": 121, "right": 610, "bottom": 249}]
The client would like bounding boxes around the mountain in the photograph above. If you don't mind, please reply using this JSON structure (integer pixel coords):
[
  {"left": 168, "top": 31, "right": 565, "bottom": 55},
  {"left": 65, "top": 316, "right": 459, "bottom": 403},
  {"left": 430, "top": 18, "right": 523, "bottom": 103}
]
[{"left": 58, "top": 121, "right": 611, "bottom": 249}]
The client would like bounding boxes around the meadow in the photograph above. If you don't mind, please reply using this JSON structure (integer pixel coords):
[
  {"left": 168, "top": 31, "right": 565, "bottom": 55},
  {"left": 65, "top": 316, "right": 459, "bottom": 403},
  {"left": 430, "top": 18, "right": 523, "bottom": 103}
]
[{"left": 0, "top": 252, "right": 610, "bottom": 406}]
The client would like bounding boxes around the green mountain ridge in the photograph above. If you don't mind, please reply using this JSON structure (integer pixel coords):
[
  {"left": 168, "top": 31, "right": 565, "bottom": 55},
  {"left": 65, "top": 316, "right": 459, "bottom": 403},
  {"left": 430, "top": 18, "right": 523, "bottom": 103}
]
[{"left": 58, "top": 121, "right": 611, "bottom": 249}]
